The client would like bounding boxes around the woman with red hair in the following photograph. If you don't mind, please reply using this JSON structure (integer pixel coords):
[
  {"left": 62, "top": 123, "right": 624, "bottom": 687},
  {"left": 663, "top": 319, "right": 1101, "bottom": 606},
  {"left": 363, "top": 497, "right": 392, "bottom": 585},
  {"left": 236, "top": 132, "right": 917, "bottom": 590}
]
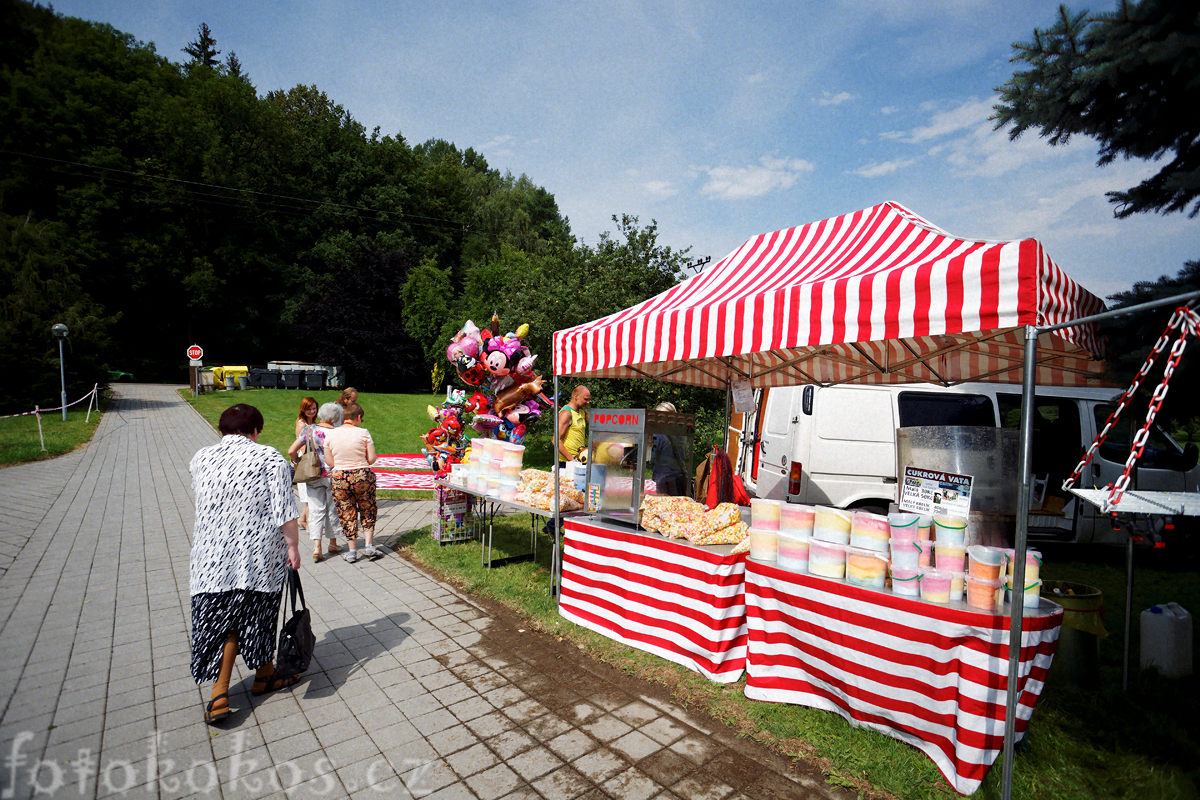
[{"left": 293, "top": 397, "right": 318, "bottom": 531}]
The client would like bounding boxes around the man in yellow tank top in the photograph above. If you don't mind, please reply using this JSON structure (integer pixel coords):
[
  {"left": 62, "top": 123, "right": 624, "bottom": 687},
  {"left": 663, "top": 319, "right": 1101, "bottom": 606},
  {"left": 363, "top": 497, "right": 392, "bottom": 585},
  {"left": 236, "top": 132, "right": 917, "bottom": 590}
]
[{"left": 557, "top": 385, "right": 591, "bottom": 465}]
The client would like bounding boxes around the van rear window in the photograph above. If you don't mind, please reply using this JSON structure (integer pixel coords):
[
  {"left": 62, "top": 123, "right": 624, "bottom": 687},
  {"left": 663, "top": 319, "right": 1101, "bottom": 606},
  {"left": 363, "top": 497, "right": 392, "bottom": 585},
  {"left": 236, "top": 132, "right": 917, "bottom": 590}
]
[{"left": 898, "top": 392, "right": 996, "bottom": 428}]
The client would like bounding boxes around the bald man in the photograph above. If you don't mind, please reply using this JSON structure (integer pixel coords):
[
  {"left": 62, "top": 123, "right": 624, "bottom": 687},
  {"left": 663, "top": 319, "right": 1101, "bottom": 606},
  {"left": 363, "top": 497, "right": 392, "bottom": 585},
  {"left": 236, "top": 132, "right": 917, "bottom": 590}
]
[{"left": 557, "top": 385, "right": 591, "bottom": 465}]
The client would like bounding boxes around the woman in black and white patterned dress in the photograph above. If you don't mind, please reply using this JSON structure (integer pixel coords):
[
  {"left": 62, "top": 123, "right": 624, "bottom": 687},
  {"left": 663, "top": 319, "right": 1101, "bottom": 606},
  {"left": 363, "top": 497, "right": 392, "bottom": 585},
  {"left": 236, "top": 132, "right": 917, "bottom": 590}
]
[{"left": 189, "top": 404, "right": 303, "bottom": 724}]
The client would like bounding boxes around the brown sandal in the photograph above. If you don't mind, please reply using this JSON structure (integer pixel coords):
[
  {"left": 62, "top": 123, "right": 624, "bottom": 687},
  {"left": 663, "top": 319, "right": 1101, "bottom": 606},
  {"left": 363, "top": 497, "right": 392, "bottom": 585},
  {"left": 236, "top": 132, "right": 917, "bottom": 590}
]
[
  {"left": 312, "top": 552, "right": 323, "bottom": 563},
  {"left": 327, "top": 541, "right": 341, "bottom": 554},
  {"left": 205, "top": 693, "right": 231, "bottom": 725},
  {"left": 251, "top": 673, "right": 301, "bottom": 696}
]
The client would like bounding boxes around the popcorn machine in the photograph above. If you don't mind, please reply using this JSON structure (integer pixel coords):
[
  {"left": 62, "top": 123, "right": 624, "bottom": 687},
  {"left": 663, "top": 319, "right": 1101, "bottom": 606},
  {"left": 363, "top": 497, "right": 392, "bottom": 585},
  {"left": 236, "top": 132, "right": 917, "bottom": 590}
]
[{"left": 584, "top": 407, "right": 695, "bottom": 524}]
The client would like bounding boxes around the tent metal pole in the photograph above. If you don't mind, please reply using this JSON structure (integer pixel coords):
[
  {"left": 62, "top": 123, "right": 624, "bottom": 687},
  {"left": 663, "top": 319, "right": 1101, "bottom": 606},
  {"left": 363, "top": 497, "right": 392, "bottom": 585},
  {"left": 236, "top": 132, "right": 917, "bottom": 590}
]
[
  {"left": 1000, "top": 324, "right": 1038, "bottom": 800},
  {"left": 724, "top": 384, "right": 731, "bottom": 452},
  {"left": 1037, "top": 289, "right": 1200, "bottom": 335},
  {"left": 552, "top": 374, "right": 561, "bottom": 599}
]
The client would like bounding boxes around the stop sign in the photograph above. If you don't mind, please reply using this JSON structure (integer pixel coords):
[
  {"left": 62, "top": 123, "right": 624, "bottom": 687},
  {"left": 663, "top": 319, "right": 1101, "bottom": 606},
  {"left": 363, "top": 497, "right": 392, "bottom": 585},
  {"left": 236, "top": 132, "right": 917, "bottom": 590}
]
[{"left": 187, "top": 344, "right": 204, "bottom": 360}]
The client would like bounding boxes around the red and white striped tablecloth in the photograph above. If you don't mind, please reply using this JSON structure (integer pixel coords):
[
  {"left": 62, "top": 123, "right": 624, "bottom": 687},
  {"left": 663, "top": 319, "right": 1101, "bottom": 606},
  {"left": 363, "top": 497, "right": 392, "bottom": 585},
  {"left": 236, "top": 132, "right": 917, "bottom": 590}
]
[
  {"left": 559, "top": 517, "right": 748, "bottom": 683},
  {"left": 743, "top": 559, "right": 1062, "bottom": 795}
]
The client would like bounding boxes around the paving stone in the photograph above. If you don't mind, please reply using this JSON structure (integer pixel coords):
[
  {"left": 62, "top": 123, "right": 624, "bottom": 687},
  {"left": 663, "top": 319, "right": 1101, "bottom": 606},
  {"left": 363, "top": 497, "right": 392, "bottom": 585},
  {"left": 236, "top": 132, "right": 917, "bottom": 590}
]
[
  {"left": 603, "top": 766, "right": 663, "bottom": 800},
  {"left": 429, "top": 723, "right": 480, "bottom": 758},
  {"left": 571, "top": 747, "right": 628, "bottom": 783},
  {"left": 640, "top": 715, "right": 689, "bottom": 746},
  {"left": 638, "top": 748, "right": 696, "bottom": 786},
  {"left": 501, "top": 698, "right": 547, "bottom": 724},
  {"left": 580, "top": 713, "right": 634, "bottom": 743},
  {"left": 410, "top": 708, "right": 459, "bottom": 737},
  {"left": 531, "top": 765, "right": 592, "bottom": 800},
  {"left": 465, "top": 710, "right": 513, "bottom": 739},
  {"left": 610, "top": 729, "right": 663, "bottom": 762},
  {"left": 421, "top": 780, "right": 475, "bottom": 799},
  {"left": 401, "top": 757, "right": 458, "bottom": 797},
  {"left": 464, "top": 762, "right": 522, "bottom": 800},
  {"left": 547, "top": 728, "right": 599, "bottom": 761},
  {"left": 612, "top": 700, "right": 660, "bottom": 727},
  {"left": 670, "top": 733, "right": 718, "bottom": 766},
  {"left": 484, "top": 728, "right": 536, "bottom": 760},
  {"left": 673, "top": 771, "right": 736, "bottom": 800},
  {"left": 445, "top": 741, "right": 497, "bottom": 778},
  {"left": 448, "top": 695, "right": 495, "bottom": 723},
  {"left": 336, "top": 752, "right": 396, "bottom": 794},
  {"left": 524, "top": 713, "right": 572, "bottom": 740},
  {"left": 506, "top": 745, "right": 563, "bottom": 782}
]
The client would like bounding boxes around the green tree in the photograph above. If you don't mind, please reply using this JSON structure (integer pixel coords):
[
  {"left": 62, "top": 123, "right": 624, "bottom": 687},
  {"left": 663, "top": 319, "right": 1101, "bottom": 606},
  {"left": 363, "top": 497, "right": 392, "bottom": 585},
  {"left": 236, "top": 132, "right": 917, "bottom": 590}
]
[
  {"left": 994, "top": 0, "right": 1200, "bottom": 217},
  {"left": 182, "top": 22, "right": 220, "bottom": 69},
  {"left": 0, "top": 212, "right": 113, "bottom": 408},
  {"left": 1100, "top": 261, "right": 1200, "bottom": 427},
  {"left": 399, "top": 256, "right": 455, "bottom": 365}
]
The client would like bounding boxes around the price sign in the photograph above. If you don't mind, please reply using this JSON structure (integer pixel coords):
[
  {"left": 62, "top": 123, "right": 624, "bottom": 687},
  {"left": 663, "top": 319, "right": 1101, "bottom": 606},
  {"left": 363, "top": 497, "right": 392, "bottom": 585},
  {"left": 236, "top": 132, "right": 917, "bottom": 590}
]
[
  {"left": 899, "top": 466, "right": 973, "bottom": 517},
  {"left": 186, "top": 344, "right": 204, "bottom": 360}
]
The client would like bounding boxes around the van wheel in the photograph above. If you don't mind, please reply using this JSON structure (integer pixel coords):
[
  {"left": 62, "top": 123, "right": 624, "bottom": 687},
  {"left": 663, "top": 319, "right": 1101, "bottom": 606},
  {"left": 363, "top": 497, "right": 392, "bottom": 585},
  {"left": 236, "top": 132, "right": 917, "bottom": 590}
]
[{"left": 850, "top": 501, "right": 889, "bottom": 516}]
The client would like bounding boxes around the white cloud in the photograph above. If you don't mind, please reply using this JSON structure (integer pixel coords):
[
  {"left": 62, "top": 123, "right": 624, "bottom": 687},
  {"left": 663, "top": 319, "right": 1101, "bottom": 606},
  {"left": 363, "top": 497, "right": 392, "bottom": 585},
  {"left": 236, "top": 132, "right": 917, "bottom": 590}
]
[
  {"left": 880, "top": 105, "right": 899, "bottom": 115},
  {"left": 850, "top": 158, "right": 918, "bottom": 178},
  {"left": 816, "top": 90, "right": 854, "bottom": 106},
  {"left": 481, "top": 134, "right": 517, "bottom": 158},
  {"left": 643, "top": 180, "right": 678, "bottom": 199},
  {"left": 904, "top": 97, "right": 994, "bottom": 143},
  {"left": 698, "top": 156, "right": 815, "bottom": 199},
  {"left": 895, "top": 97, "right": 1068, "bottom": 178},
  {"left": 746, "top": 72, "right": 768, "bottom": 84}
]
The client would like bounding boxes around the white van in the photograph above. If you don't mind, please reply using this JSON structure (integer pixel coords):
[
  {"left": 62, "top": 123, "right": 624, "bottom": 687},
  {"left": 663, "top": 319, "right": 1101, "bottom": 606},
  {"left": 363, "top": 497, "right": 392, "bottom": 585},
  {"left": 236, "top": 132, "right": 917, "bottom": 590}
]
[{"left": 732, "top": 382, "right": 1199, "bottom": 545}]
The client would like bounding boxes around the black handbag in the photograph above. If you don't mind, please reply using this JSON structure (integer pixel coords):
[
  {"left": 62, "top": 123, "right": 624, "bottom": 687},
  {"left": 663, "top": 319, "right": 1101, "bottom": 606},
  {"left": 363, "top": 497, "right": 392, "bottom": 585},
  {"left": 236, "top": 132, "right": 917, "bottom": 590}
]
[{"left": 276, "top": 569, "right": 315, "bottom": 677}]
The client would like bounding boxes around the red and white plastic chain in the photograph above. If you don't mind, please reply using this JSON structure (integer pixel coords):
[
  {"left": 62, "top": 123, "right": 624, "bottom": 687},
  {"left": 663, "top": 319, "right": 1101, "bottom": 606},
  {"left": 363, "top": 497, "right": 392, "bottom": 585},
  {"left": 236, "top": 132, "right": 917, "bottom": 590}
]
[
  {"left": 1061, "top": 307, "right": 1187, "bottom": 492},
  {"left": 1108, "top": 307, "right": 1199, "bottom": 507}
]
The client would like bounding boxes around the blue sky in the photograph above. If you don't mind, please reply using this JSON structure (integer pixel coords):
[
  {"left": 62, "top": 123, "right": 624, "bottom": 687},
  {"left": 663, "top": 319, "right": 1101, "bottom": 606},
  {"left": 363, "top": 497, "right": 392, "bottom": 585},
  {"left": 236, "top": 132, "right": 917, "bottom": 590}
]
[{"left": 52, "top": 0, "right": 1195, "bottom": 299}]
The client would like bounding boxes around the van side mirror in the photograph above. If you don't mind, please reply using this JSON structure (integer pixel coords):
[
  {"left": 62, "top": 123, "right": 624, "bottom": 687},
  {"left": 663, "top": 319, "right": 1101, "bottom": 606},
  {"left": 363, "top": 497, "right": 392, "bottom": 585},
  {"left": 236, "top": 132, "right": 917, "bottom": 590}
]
[
  {"left": 802, "top": 385, "right": 814, "bottom": 415},
  {"left": 1181, "top": 443, "right": 1198, "bottom": 472}
]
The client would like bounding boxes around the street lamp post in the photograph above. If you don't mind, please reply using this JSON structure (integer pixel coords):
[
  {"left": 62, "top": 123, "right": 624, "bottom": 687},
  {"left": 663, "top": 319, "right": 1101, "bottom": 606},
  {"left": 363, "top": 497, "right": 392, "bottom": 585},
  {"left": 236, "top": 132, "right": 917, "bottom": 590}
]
[{"left": 52, "top": 323, "right": 68, "bottom": 421}]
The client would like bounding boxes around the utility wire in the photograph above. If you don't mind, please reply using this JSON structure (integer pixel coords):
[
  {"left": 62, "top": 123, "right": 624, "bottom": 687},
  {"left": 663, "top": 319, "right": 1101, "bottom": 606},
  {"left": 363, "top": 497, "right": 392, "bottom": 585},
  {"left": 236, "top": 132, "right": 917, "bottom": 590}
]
[{"left": 0, "top": 149, "right": 471, "bottom": 231}]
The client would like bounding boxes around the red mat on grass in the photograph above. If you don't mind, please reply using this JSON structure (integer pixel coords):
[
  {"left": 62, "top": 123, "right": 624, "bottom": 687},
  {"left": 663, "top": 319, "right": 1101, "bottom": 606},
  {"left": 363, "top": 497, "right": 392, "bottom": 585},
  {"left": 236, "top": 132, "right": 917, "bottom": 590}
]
[
  {"left": 374, "top": 471, "right": 436, "bottom": 490},
  {"left": 374, "top": 454, "right": 432, "bottom": 470}
]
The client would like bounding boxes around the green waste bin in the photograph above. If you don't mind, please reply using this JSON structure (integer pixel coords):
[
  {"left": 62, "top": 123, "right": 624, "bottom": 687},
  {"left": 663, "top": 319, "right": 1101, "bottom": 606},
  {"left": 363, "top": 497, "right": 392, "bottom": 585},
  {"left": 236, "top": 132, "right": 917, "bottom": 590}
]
[{"left": 1044, "top": 580, "right": 1106, "bottom": 690}]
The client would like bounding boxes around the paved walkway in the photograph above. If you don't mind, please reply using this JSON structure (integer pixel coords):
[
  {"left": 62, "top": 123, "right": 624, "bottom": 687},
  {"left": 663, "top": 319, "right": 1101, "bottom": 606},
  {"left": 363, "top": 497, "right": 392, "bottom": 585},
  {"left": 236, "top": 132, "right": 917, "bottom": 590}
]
[{"left": 0, "top": 385, "right": 842, "bottom": 800}]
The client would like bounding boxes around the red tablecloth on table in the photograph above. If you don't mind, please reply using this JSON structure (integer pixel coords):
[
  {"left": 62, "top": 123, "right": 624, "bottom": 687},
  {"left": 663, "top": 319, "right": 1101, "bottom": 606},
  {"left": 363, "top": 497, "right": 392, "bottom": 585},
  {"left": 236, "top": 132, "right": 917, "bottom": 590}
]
[
  {"left": 743, "top": 559, "right": 1063, "bottom": 795},
  {"left": 559, "top": 517, "right": 748, "bottom": 683}
]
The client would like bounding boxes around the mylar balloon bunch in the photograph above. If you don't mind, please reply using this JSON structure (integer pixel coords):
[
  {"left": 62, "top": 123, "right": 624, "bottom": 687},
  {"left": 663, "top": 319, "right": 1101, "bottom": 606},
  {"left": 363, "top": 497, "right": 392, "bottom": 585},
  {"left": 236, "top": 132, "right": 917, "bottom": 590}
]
[
  {"left": 420, "top": 388, "right": 471, "bottom": 476},
  {"left": 420, "top": 313, "right": 551, "bottom": 476}
]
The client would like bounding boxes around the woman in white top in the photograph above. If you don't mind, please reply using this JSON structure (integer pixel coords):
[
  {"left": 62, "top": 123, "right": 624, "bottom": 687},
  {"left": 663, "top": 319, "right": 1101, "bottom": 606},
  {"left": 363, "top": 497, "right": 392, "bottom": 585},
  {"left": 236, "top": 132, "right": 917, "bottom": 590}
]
[
  {"left": 324, "top": 403, "right": 379, "bottom": 563},
  {"left": 288, "top": 402, "right": 343, "bottom": 562},
  {"left": 189, "top": 404, "right": 302, "bottom": 724},
  {"left": 294, "top": 397, "right": 319, "bottom": 531}
]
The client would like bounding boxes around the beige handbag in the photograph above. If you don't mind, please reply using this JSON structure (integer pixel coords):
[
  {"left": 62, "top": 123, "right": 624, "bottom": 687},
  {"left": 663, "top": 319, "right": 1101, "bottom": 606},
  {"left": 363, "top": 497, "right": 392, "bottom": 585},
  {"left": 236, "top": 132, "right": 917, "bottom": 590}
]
[{"left": 292, "top": 429, "right": 321, "bottom": 484}]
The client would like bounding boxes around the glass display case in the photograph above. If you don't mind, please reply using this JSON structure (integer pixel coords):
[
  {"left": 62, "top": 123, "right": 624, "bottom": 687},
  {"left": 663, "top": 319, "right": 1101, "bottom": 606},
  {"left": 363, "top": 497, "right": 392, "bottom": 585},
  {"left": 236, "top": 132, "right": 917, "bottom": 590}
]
[{"left": 584, "top": 408, "right": 695, "bottom": 524}]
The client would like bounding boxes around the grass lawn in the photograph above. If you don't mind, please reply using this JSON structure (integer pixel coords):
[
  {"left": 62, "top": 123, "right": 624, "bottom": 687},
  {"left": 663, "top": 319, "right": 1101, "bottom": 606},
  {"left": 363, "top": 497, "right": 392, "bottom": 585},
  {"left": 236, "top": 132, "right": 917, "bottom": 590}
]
[
  {"left": 390, "top": 515, "right": 1200, "bottom": 800},
  {"left": 0, "top": 397, "right": 106, "bottom": 466}
]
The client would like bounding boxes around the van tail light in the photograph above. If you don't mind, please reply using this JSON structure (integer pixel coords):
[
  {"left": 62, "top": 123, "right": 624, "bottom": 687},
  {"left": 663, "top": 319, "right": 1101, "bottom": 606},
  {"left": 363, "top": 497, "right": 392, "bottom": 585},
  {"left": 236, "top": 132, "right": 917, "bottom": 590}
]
[{"left": 788, "top": 461, "right": 803, "bottom": 495}]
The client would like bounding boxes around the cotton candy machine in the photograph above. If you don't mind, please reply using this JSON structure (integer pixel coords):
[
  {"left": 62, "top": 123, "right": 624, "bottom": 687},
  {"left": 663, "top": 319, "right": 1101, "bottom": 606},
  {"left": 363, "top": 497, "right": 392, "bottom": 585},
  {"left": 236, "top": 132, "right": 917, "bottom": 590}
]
[{"left": 896, "top": 426, "right": 1020, "bottom": 547}]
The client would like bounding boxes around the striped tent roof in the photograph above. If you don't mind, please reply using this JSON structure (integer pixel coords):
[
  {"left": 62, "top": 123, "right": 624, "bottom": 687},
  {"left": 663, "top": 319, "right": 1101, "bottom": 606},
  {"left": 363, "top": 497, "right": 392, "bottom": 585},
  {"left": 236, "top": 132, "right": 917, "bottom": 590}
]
[{"left": 553, "top": 202, "right": 1108, "bottom": 388}]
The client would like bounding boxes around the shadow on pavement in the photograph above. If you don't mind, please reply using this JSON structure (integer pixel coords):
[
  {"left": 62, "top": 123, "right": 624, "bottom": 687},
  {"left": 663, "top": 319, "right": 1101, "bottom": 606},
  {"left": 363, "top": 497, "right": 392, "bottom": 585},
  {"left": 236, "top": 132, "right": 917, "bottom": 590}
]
[{"left": 301, "top": 612, "right": 413, "bottom": 699}]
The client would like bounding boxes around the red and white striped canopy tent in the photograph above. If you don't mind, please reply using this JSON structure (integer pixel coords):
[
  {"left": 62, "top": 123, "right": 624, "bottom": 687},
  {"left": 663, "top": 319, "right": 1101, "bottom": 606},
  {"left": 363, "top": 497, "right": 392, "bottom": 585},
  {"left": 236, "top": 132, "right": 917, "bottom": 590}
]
[{"left": 553, "top": 202, "right": 1107, "bottom": 387}]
